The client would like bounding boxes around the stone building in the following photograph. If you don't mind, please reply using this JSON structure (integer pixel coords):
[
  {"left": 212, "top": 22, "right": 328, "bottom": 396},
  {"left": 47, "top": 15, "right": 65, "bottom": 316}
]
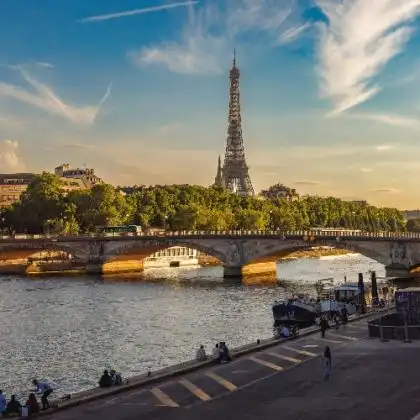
[
  {"left": 0, "top": 165, "right": 102, "bottom": 208},
  {"left": 54, "top": 163, "right": 103, "bottom": 188},
  {"left": 260, "top": 183, "right": 299, "bottom": 201}
]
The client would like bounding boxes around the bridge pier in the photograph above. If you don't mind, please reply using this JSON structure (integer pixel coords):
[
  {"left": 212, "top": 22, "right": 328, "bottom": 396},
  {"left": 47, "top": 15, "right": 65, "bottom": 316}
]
[
  {"left": 223, "top": 266, "right": 243, "bottom": 279},
  {"left": 86, "top": 263, "right": 103, "bottom": 275},
  {"left": 223, "top": 262, "right": 278, "bottom": 283}
]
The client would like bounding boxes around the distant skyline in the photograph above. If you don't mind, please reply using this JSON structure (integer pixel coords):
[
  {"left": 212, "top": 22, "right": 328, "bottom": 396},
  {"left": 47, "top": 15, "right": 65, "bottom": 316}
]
[{"left": 2, "top": 1, "right": 420, "bottom": 208}]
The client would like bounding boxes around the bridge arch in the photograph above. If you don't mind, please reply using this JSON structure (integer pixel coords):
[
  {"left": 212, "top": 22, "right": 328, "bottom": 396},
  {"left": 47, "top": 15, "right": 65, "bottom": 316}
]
[
  {"left": 0, "top": 243, "right": 85, "bottom": 262},
  {"left": 104, "top": 239, "right": 227, "bottom": 265},
  {"left": 243, "top": 240, "right": 389, "bottom": 266}
]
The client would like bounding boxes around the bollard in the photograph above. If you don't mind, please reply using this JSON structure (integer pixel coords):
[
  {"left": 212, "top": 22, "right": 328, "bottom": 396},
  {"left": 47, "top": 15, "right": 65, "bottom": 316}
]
[
  {"left": 404, "top": 316, "right": 412, "bottom": 343},
  {"left": 379, "top": 317, "right": 388, "bottom": 342}
]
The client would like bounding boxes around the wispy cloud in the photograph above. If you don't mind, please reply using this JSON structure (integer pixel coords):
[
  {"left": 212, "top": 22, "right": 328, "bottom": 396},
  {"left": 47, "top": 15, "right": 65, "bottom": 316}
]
[
  {"left": 154, "top": 123, "right": 185, "bottom": 136},
  {"left": 0, "top": 114, "right": 25, "bottom": 131},
  {"left": 346, "top": 112, "right": 420, "bottom": 127},
  {"left": 278, "top": 22, "right": 311, "bottom": 45},
  {"left": 79, "top": 1, "right": 198, "bottom": 23},
  {"left": 59, "top": 143, "right": 96, "bottom": 150},
  {"left": 294, "top": 180, "right": 324, "bottom": 186},
  {"left": 132, "top": 0, "right": 306, "bottom": 75},
  {"left": 35, "top": 62, "right": 54, "bottom": 69},
  {"left": 316, "top": 0, "right": 420, "bottom": 114},
  {"left": 0, "top": 68, "right": 111, "bottom": 125},
  {"left": 370, "top": 188, "right": 400, "bottom": 194},
  {"left": 360, "top": 168, "right": 373, "bottom": 173},
  {"left": 375, "top": 144, "right": 396, "bottom": 152}
]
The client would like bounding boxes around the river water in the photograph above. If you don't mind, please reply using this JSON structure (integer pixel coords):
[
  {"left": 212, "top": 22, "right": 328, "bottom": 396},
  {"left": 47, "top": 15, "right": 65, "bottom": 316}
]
[{"left": 0, "top": 254, "right": 384, "bottom": 398}]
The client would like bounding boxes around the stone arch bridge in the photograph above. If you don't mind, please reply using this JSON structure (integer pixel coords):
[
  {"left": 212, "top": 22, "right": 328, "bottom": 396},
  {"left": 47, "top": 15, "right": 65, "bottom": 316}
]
[{"left": 0, "top": 231, "right": 418, "bottom": 279}]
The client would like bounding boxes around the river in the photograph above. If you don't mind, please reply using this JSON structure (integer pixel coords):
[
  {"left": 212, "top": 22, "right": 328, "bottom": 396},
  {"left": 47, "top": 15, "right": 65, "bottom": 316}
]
[{"left": 0, "top": 254, "right": 384, "bottom": 398}]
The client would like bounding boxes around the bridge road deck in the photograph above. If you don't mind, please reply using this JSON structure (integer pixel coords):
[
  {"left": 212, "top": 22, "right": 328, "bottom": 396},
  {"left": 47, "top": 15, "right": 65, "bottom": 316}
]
[{"left": 45, "top": 316, "right": 420, "bottom": 420}]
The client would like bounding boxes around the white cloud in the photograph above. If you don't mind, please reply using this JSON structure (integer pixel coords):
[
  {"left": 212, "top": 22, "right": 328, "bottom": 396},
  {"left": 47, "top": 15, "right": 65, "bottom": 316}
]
[
  {"left": 360, "top": 168, "right": 373, "bottom": 173},
  {"left": 316, "top": 0, "right": 420, "bottom": 114},
  {"left": 0, "top": 68, "right": 111, "bottom": 125},
  {"left": 0, "top": 140, "right": 25, "bottom": 172},
  {"left": 132, "top": 0, "right": 305, "bottom": 75},
  {"left": 79, "top": 1, "right": 197, "bottom": 23}
]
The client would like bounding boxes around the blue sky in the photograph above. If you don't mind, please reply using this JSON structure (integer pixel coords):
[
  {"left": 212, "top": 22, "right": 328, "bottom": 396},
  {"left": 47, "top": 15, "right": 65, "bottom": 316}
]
[{"left": 1, "top": 0, "right": 420, "bottom": 208}]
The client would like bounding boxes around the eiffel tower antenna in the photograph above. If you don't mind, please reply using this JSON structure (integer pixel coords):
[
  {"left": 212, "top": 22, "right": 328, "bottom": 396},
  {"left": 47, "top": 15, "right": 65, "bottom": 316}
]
[{"left": 215, "top": 51, "right": 254, "bottom": 196}]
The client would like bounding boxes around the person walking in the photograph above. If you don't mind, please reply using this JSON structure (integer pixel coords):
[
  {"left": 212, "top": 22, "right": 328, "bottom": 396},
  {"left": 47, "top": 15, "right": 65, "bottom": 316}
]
[
  {"left": 320, "top": 316, "right": 329, "bottom": 338},
  {"left": 32, "top": 379, "right": 53, "bottom": 410},
  {"left": 324, "top": 346, "right": 332, "bottom": 382}
]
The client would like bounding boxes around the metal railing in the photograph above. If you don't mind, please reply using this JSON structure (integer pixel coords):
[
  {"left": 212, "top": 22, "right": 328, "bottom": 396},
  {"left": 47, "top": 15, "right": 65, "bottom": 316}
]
[{"left": 0, "top": 229, "right": 420, "bottom": 241}]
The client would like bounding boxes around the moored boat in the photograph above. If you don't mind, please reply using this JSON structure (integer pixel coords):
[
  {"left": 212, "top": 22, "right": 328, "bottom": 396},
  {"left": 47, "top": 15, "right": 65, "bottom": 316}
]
[{"left": 272, "top": 298, "right": 318, "bottom": 329}]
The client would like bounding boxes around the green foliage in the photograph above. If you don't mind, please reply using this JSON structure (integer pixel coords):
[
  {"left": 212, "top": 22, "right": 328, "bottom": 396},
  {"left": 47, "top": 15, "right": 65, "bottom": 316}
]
[{"left": 0, "top": 177, "right": 407, "bottom": 234}]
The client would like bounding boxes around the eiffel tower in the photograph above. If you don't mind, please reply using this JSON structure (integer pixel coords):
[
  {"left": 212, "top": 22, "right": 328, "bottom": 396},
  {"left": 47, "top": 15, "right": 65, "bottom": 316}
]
[{"left": 213, "top": 51, "right": 254, "bottom": 196}]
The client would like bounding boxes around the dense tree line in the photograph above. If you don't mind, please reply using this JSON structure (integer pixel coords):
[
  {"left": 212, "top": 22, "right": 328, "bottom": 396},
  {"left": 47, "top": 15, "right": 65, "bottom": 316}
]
[{"left": 0, "top": 173, "right": 406, "bottom": 235}]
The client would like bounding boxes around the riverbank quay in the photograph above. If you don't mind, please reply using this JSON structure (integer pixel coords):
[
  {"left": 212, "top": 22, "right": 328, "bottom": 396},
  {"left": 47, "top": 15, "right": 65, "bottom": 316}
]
[{"left": 41, "top": 309, "right": 390, "bottom": 419}]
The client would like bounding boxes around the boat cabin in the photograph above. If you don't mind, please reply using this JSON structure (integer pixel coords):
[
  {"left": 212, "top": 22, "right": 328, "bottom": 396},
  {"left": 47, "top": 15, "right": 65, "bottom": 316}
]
[{"left": 333, "top": 283, "right": 360, "bottom": 303}]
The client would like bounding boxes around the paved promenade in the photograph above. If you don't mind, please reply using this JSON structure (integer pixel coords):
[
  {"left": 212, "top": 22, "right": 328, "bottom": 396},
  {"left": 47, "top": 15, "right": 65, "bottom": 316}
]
[{"left": 45, "top": 317, "right": 420, "bottom": 420}]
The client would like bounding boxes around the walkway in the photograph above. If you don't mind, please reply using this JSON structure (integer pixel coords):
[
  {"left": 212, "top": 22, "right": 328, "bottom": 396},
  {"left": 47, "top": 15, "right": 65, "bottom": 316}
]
[{"left": 45, "top": 317, "right": 420, "bottom": 420}]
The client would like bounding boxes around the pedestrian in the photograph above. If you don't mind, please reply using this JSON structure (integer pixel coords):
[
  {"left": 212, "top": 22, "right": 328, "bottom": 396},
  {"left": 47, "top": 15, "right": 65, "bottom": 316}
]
[
  {"left": 334, "top": 312, "right": 340, "bottom": 330},
  {"left": 0, "top": 390, "right": 6, "bottom": 415},
  {"left": 324, "top": 346, "right": 332, "bottom": 382},
  {"left": 320, "top": 316, "right": 328, "bottom": 338},
  {"left": 32, "top": 379, "right": 53, "bottom": 410}
]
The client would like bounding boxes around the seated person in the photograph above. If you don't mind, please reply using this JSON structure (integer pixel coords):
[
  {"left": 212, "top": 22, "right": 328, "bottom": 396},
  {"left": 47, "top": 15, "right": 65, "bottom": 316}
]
[
  {"left": 220, "top": 343, "right": 231, "bottom": 363},
  {"left": 280, "top": 325, "right": 290, "bottom": 337},
  {"left": 212, "top": 344, "right": 221, "bottom": 363},
  {"left": 5, "top": 394, "right": 21, "bottom": 415},
  {"left": 110, "top": 370, "right": 123, "bottom": 386},
  {"left": 98, "top": 370, "right": 113, "bottom": 388},
  {"left": 196, "top": 345, "right": 207, "bottom": 361},
  {"left": 26, "top": 393, "right": 40, "bottom": 415}
]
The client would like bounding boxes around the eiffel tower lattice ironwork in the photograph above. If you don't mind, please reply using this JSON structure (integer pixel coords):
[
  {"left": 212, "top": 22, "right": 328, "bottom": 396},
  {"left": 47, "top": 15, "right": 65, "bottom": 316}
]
[{"left": 214, "top": 51, "right": 254, "bottom": 196}]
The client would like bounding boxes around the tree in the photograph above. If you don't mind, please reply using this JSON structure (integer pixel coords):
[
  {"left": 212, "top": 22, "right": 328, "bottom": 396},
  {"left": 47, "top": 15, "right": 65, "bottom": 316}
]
[
  {"left": 2, "top": 178, "right": 406, "bottom": 233},
  {"left": 234, "top": 209, "right": 268, "bottom": 230},
  {"left": 10, "top": 172, "right": 65, "bottom": 233}
]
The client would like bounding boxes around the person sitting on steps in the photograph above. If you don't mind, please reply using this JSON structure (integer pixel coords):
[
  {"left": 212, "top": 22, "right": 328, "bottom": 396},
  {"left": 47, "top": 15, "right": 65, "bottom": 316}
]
[
  {"left": 110, "top": 370, "right": 123, "bottom": 386},
  {"left": 26, "top": 393, "right": 40, "bottom": 416},
  {"left": 212, "top": 343, "right": 221, "bottom": 364},
  {"left": 196, "top": 345, "right": 207, "bottom": 361},
  {"left": 220, "top": 342, "right": 231, "bottom": 363},
  {"left": 5, "top": 394, "right": 22, "bottom": 416},
  {"left": 99, "top": 370, "right": 113, "bottom": 388}
]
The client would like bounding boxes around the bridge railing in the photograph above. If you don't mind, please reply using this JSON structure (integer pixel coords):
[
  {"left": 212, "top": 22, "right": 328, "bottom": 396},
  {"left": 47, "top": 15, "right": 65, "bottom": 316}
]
[{"left": 1, "top": 230, "right": 420, "bottom": 241}]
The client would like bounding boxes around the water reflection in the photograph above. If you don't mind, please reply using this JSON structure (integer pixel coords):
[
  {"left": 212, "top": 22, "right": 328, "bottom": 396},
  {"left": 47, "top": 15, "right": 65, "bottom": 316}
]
[{"left": 0, "top": 254, "right": 384, "bottom": 398}]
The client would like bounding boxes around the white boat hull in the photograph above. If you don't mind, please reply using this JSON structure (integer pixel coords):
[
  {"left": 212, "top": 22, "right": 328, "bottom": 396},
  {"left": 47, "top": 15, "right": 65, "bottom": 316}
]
[{"left": 144, "top": 258, "right": 199, "bottom": 268}]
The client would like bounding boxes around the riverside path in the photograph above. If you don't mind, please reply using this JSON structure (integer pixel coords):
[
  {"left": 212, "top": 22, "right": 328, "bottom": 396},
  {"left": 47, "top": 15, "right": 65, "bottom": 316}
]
[{"left": 45, "top": 313, "right": 420, "bottom": 420}]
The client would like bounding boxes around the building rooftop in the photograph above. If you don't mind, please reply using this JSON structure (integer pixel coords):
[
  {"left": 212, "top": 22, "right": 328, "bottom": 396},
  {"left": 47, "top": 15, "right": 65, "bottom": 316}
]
[{"left": 0, "top": 173, "right": 37, "bottom": 184}]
